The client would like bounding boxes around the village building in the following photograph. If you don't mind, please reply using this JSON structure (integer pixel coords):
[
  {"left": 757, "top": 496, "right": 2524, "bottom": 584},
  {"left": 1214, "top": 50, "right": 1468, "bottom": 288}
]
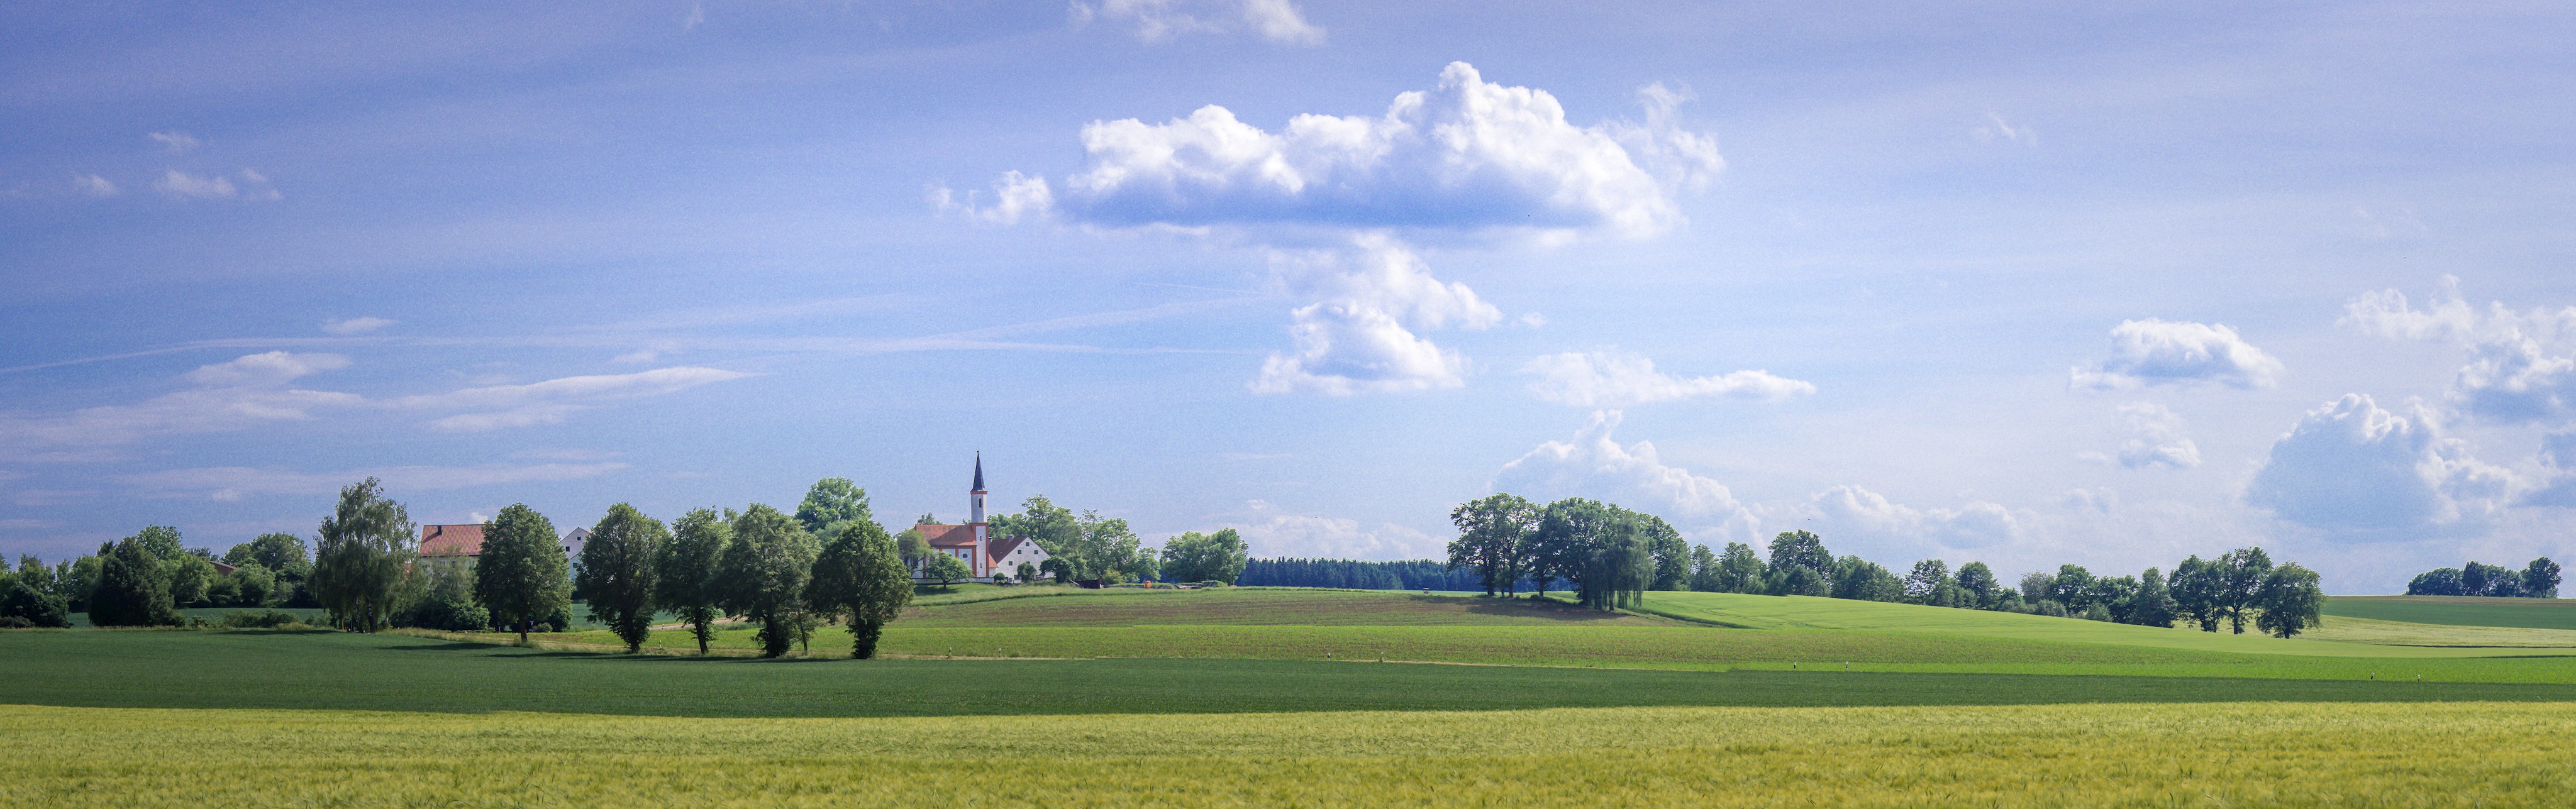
[
  {"left": 415, "top": 522, "right": 586, "bottom": 571},
  {"left": 911, "top": 454, "right": 1049, "bottom": 582}
]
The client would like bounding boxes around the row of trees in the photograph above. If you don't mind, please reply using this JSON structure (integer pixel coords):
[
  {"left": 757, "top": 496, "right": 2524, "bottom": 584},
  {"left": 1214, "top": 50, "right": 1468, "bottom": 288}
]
[
  {"left": 1442, "top": 492, "right": 2329, "bottom": 638},
  {"left": 2405, "top": 558, "right": 2560, "bottom": 598},
  {"left": 1235, "top": 558, "right": 1488, "bottom": 590},
  {"left": 2, "top": 526, "right": 319, "bottom": 630}
]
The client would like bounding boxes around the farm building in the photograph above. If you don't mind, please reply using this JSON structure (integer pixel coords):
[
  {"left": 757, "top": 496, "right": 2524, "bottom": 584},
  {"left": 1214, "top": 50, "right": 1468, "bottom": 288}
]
[{"left": 416, "top": 522, "right": 588, "bottom": 571}]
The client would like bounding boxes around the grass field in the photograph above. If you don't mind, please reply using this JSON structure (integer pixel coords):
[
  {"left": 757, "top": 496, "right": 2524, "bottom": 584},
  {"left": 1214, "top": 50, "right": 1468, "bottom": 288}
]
[
  {"left": 2325, "top": 595, "right": 2576, "bottom": 630},
  {"left": 8, "top": 701, "right": 2575, "bottom": 807}
]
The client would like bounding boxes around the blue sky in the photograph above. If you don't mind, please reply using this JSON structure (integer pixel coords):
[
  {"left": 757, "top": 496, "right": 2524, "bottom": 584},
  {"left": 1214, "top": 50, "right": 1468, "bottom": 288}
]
[{"left": 6, "top": 1, "right": 2576, "bottom": 593}]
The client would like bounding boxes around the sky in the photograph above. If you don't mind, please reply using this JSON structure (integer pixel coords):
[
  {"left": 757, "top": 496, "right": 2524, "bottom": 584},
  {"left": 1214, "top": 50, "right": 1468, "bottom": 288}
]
[{"left": 5, "top": 1, "right": 2576, "bottom": 593}]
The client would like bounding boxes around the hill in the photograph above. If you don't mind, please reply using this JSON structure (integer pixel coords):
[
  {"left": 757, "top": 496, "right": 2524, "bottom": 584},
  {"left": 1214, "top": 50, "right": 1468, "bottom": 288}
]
[
  {"left": 1629, "top": 592, "right": 2534, "bottom": 658},
  {"left": 2324, "top": 595, "right": 2576, "bottom": 630}
]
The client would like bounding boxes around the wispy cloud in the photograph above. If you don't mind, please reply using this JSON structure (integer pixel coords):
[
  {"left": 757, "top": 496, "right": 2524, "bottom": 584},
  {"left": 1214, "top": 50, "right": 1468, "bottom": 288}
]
[
  {"left": 148, "top": 131, "right": 198, "bottom": 154},
  {"left": 321, "top": 317, "right": 397, "bottom": 336},
  {"left": 121, "top": 461, "right": 631, "bottom": 502},
  {"left": 72, "top": 174, "right": 118, "bottom": 197},
  {"left": 1522, "top": 350, "right": 1813, "bottom": 407},
  {"left": 389, "top": 366, "right": 756, "bottom": 432},
  {"left": 1070, "top": 0, "right": 1324, "bottom": 45}
]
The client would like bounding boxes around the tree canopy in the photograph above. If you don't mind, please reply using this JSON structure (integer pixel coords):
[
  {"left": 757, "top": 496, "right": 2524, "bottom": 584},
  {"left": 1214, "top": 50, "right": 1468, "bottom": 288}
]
[
  {"left": 577, "top": 503, "right": 667, "bottom": 652},
  {"left": 806, "top": 519, "right": 911, "bottom": 658},
  {"left": 718, "top": 504, "right": 817, "bottom": 658},
  {"left": 793, "top": 478, "right": 873, "bottom": 536},
  {"left": 475, "top": 504, "right": 572, "bottom": 642},
  {"left": 655, "top": 507, "right": 730, "bottom": 654},
  {"left": 308, "top": 478, "right": 414, "bottom": 632},
  {"left": 1161, "top": 528, "right": 1250, "bottom": 584}
]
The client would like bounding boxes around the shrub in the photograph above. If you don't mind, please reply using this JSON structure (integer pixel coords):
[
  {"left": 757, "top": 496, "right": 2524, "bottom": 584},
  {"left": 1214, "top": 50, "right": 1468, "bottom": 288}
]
[
  {"left": 1, "top": 579, "right": 73, "bottom": 629},
  {"left": 0, "top": 615, "right": 35, "bottom": 629},
  {"left": 396, "top": 594, "right": 490, "bottom": 632},
  {"left": 219, "top": 610, "right": 307, "bottom": 629}
]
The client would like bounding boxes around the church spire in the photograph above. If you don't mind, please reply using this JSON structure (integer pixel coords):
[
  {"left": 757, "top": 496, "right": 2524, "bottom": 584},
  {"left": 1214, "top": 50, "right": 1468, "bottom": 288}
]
[{"left": 972, "top": 452, "right": 985, "bottom": 492}]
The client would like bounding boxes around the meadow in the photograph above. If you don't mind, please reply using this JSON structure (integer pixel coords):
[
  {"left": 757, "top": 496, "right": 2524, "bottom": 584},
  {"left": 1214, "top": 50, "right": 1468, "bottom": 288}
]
[
  {"left": 2324, "top": 595, "right": 2576, "bottom": 630},
  {"left": 6, "top": 701, "right": 2573, "bottom": 807}
]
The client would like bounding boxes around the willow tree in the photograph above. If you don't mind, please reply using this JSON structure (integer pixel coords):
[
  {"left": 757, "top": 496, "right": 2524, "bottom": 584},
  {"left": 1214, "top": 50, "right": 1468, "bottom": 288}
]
[
  {"left": 475, "top": 504, "right": 571, "bottom": 642},
  {"left": 655, "top": 507, "right": 730, "bottom": 654},
  {"left": 308, "top": 478, "right": 414, "bottom": 632},
  {"left": 577, "top": 504, "right": 667, "bottom": 652},
  {"left": 718, "top": 504, "right": 818, "bottom": 658},
  {"left": 806, "top": 519, "right": 913, "bottom": 658}
]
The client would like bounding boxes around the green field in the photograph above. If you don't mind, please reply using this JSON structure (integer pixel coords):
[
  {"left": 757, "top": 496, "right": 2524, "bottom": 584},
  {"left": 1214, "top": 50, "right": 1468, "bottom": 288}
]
[
  {"left": 2326, "top": 595, "right": 2576, "bottom": 630},
  {"left": 16, "top": 586, "right": 2576, "bottom": 804}
]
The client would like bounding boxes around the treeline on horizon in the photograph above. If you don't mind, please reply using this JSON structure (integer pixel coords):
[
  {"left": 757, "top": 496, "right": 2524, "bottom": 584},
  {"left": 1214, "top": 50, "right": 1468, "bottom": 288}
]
[{"left": 2404, "top": 558, "right": 2560, "bottom": 598}]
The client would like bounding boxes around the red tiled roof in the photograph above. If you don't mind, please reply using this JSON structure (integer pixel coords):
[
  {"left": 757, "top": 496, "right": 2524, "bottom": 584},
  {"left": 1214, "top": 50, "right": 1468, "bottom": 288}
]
[
  {"left": 913, "top": 524, "right": 977, "bottom": 546},
  {"left": 420, "top": 524, "right": 486, "bottom": 557}
]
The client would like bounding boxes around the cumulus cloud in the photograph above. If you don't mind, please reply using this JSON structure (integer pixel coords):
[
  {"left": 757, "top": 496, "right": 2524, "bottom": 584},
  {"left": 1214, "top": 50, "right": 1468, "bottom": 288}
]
[
  {"left": 1492, "top": 409, "right": 1743, "bottom": 519},
  {"left": 1222, "top": 500, "right": 1438, "bottom": 559},
  {"left": 1794, "top": 485, "right": 2025, "bottom": 550},
  {"left": 321, "top": 316, "right": 397, "bottom": 336},
  {"left": 990, "top": 62, "right": 1718, "bottom": 239},
  {"left": 2084, "top": 402, "right": 2201, "bottom": 470},
  {"left": 1071, "top": 0, "right": 1323, "bottom": 45},
  {"left": 122, "top": 461, "right": 629, "bottom": 502},
  {"left": 1521, "top": 350, "right": 1812, "bottom": 407},
  {"left": 2070, "top": 318, "right": 2283, "bottom": 390},
  {"left": 930, "top": 171, "right": 1053, "bottom": 225},
  {"left": 2345, "top": 280, "right": 2576, "bottom": 426},
  {"left": 72, "top": 174, "right": 118, "bottom": 197},
  {"left": 389, "top": 366, "right": 755, "bottom": 432},
  {"left": 148, "top": 131, "right": 197, "bottom": 154},
  {"left": 1250, "top": 237, "right": 1499, "bottom": 395},
  {"left": 2245, "top": 393, "right": 2518, "bottom": 539},
  {"left": 2338, "top": 277, "right": 2576, "bottom": 345},
  {"left": 2451, "top": 336, "right": 2576, "bottom": 424}
]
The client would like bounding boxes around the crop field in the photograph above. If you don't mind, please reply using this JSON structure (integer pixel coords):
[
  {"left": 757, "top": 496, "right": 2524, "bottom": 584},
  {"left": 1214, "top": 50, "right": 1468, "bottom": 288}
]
[
  {"left": 2303, "top": 615, "right": 2576, "bottom": 647},
  {"left": 8, "top": 701, "right": 2576, "bottom": 807},
  {"left": 891, "top": 585, "right": 1662, "bottom": 626},
  {"left": 2324, "top": 595, "right": 2576, "bottom": 630}
]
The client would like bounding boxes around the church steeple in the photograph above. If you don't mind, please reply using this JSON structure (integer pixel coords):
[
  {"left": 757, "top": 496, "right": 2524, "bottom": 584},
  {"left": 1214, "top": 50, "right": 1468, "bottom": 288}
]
[{"left": 969, "top": 453, "right": 987, "bottom": 524}]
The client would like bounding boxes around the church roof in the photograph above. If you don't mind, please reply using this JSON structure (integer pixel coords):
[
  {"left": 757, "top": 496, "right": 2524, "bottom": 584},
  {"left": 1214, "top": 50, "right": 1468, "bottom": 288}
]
[
  {"left": 972, "top": 453, "right": 985, "bottom": 492},
  {"left": 914, "top": 524, "right": 977, "bottom": 547}
]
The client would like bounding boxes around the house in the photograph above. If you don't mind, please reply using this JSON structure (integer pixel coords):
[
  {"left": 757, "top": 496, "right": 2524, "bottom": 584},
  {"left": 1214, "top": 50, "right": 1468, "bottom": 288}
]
[
  {"left": 911, "top": 454, "right": 1050, "bottom": 583},
  {"left": 416, "top": 521, "right": 586, "bottom": 571}
]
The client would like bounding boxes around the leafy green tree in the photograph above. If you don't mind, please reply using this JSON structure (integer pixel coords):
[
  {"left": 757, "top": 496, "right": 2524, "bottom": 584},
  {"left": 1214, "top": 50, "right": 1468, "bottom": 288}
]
[
  {"left": 1448, "top": 494, "right": 1538, "bottom": 596},
  {"left": 474, "top": 504, "right": 572, "bottom": 642},
  {"left": 896, "top": 527, "right": 932, "bottom": 570},
  {"left": 806, "top": 520, "right": 913, "bottom": 658},
  {"left": 655, "top": 507, "right": 730, "bottom": 654},
  {"left": 226, "top": 534, "right": 309, "bottom": 576},
  {"left": 61, "top": 555, "right": 103, "bottom": 613},
  {"left": 2123, "top": 567, "right": 2180, "bottom": 627},
  {"left": 1642, "top": 516, "right": 1690, "bottom": 591},
  {"left": 919, "top": 552, "right": 972, "bottom": 585},
  {"left": 309, "top": 478, "right": 415, "bottom": 632},
  {"left": 2170, "top": 555, "right": 2226, "bottom": 631},
  {"left": 223, "top": 563, "right": 279, "bottom": 608},
  {"left": 2526, "top": 558, "right": 2562, "bottom": 598},
  {"left": 2255, "top": 563, "right": 2324, "bottom": 637},
  {"left": 2048, "top": 565, "right": 2095, "bottom": 610},
  {"left": 1685, "top": 544, "right": 1722, "bottom": 592},
  {"left": 89, "top": 536, "right": 179, "bottom": 627},
  {"left": 393, "top": 563, "right": 489, "bottom": 631},
  {"left": 1, "top": 575, "right": 72, "bottom": 628},
  {"left": 1903, "top": 559, "right": 1954, "bottom": 605},
  {"left": 2218, "top": 547, "right": 2273, "bottom": 634},
  {"left": 794, "top": 478, "right": 874, "bottom": 535},
  {"left": 1831, "top": 556, "right": 1906, "bottom": 602},
  {"left": 2406, "top": 567, "right": 2466, "bottom": 595},
  {"left": 1765, "top": 531, "right": 1832, "bottom": 583},
  {"left": 991, "top": 495, "right": 1081, "bottom": 563},
  {"left": 577, "top": 504, "right": 668, "bottom": 652},
  {"left": 1531, "top": 499, "right": 1653, "bottom": 611},
  {"left": 1954, "top": 561, "right": 1999, "bottom": 608},
  {"left": 1161, "top": 529, "right": 1250, "bottom": 584},
  {"left": 1015, "top": 561, "right": 1038, "bottom": 583},
  {"left": 130, "top": 526, "right": 185, "bottom": 563},
  {"left": 2087, "top": 575, "right": 2139, "bottom": 622},
  {"left": 13, "top": 555, "right": 60, "bottom": 603},
  {"left": 718, "top": 504, "right": 819, "bottom": 658},
  {"left": 167, "top": 554, "right": 216, "bottom": 608},
  {"left": 1711, "top": 542, "right": 1765, "bottom": 594}
]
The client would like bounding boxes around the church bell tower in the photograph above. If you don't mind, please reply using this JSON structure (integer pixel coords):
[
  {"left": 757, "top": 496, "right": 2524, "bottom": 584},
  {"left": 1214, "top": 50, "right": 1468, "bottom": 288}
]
[{"left": 969, "top": 453, "right": 989, "bottom": 577}]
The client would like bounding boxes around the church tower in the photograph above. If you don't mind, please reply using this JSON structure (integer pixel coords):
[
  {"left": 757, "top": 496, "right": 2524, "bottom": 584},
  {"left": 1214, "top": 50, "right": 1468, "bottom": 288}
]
[{"left": 969, "top": 453, "right": 989, "bottom": 577}]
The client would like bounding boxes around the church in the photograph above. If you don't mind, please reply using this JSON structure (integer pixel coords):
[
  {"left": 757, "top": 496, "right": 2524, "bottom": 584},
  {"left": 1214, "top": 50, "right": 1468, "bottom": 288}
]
[{"left": 909, "top": 454, "right": 1050, "bottom": 582}]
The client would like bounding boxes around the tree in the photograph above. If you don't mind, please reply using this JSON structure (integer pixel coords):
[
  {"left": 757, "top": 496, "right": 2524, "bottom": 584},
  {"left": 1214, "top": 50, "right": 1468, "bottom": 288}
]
[
  {"left": 309, "top": 478, "right": 415, "bottom": 632},
  {"left": 655, "top": 507, "right": 730, "bottom": 654},
  {"left": 1766, "top": 531, "right": 1832, "bottom": 581},
  {"left": 919, "top": 553, "right": 972, "bottom": 585},
  {"left": 1711, "top": 542, "right": 1765, "bottom": 594},
  {"left": 577, "top": 504, "right": 667, "bottom": 652},
  {"left": 89, "top": 536, "right": 179, "bottom": 627},
  {"left": 217, "top": 563, "right": 279, "bottom": 608},
  {"left": 475, "top": 504, "right": 572, "bottom": 642},
  {"left": 2123, "top": 568, "right": 2180, "bottom": 628},
  {"left": 1446, "top": 494, "right": 1537, "bottom": 596},
  {"left": 1903, "top": 559, "right": 1953, "bottom": 605},
  {"left": 226, "top": 534, "right": 309, "bottom": 577},
  {"left": 718, "top": 504, "right": 818, "bottom": 658},
  {"left": 2018, "top": 571, "right": 2055, "bottom": 607},
  {"left": 2255, "top": 563, "right": 2324, "bottom": 638},
  {"left": 1642, "top": 516, "right": 1690, "bottom": 591},
  {"left": 1162, "top": 529, "right": 1250, "bottom": 584},
  {"left": 393, "top": 563, "right": 489, "bottom": 631},
  {"left": 1831, "top": 556, "right": 1905, "bottom": 602},
  {"left": 806, "top": 520, "right": 913, "bottom": 658},
  {"left": 2085, "top": 575, "right": 2138, "bottom": 622},
  {"left": 61, "top": 556, "right": 102, "bottom": 613},
  {"left": 1955, "top": 562, "right": 1999, "bottom": 609},
  {"left": 2217, "top": 547, "right": 2273, "bottom": 634},
  {"left": 2170, "top": 556, "right": 2226, "bottom": 631},
  {"left": 2048, "top": 565, "right": 2095, "bottom": 611},
  {"left": 1015, "top": 561, "right": 1037, "bottom": 583},
  {"left": 130, "top": 526, "right": 185, "bottom": 563},
  {"left": 1, "top": 576, "right": 72, "bottom": 628},
  {"left": 991, "top": 495, "right": 1081, "bottom": 561},
  {"left": 794, "top": 478, "right": 873, "bottom": 535},
  {"left": 1686, "top": 544, "right": 1722, "bottom": 592},
  {"left": 2526, "top": 558, "right": 2562, "bottom": 598},
  {"left": 2406, "top": 567, "right": 2466, "bottom": 596},
  {"left": 167, "top": 554, "right": 216, "bottom": 608}
]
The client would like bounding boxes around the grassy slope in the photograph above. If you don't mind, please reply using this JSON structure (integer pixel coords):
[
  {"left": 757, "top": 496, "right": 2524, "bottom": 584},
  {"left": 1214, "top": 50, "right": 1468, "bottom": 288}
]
[
  {"left": 11, "top": 630, "right": 2576, "bottom": 717},
  {"left": 9, "top": 702, "right": 2576, "bottom": 807},
  {"left": 1633, "top": 591, "right": 2545, "bottom": 658},
  {"left": 2326, "top": 595, "right": 2576, "bottom": 630},
  {"left": 2304, "top": 615, "right": 2576, "bottom": 647}
]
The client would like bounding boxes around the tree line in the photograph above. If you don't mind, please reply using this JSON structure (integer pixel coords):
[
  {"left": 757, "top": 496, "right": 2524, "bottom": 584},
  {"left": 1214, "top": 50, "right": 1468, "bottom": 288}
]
[
  {"left": 2404, "top": 558, "right": 2560, "bottom": 598},
  {"left": 2, "top": 527, "right": 316, "bottom": 629},
  {"left": 1443, "top": 492, "right": 2330, "bottom": 637},
  {"left": 1234, "top": 558, "right": 1490, "bottom": 591}
]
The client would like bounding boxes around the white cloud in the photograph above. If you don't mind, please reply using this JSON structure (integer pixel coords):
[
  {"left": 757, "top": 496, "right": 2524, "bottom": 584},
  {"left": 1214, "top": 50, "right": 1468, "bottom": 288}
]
[
  {"left": 1011, "top": 62, "right": 1716, "bottom": 238},
  {"left": 930, "top": 170, "right": 1053, "bottom": 225},
  {"left": 1492, "top": 409, "right": 1743, "bottom": 520},
  {"left": 1972, "top": 112, "right": 2038, "bottom": 146},
  {"left": 2090, "top": 402, "right": 2201, "bottom": 470},
  {"left": 1070, "top": 0, "right": 1323, "bottom": 45},
  {"left": 72, "top": 174, "right": 118, "bottom": 197},
  {"left": 389, "top": 366, "right": 755, "bottom": 432},
  {"left": 1521, "top": 350, "right": 1813, "bottom": 407},
  {"left": 121, "top": 462, "right": 630, "bottom": 502},
  {"left": 1794, "top": 485, "right": 2025, "bottom": 550},
  {"left": 148, "top": 131, "right": 197, "bottom": 154},
  {"left": 1222, "top": 500, "right": 1437, "bottom": 559},
  {"left": 2070, "top": 318, "right": 2283, "bottom": 390},
  {"left": 1250, "top": 238, "right": 1499, "bottom": 395},
  {"left": 2451, "top": 336, "right": 2576, "bottom": 424},
  {"left": 2338, "top": 277, "right": 2576, "bottom": 345},
  {"left": 2528, "top": 432, "right": 2576, "bottom": 509},
  {"left": 2245, "top": 393, "right": 2518, "bottom": 539},
  {"left": 0, "top": 352, "right": 362, "bottom": 454},
  {"left": 155, "top": 169, "right": 236, "bottom": 199},
  {"left": 321, "top": 316, "right": 397, "bottom": 336},
  {"left": 2344, "top": 280, "right": 2576, "bottom": 426}
]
